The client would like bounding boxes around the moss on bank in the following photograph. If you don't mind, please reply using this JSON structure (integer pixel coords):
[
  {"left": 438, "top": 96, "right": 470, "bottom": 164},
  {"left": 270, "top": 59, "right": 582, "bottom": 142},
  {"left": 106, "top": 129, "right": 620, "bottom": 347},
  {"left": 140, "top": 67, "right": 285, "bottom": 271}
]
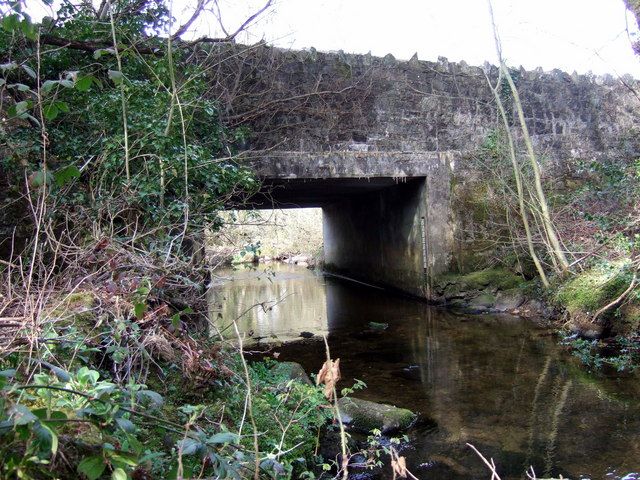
[
  {"left": 436, "top": 268, "right": 525, "bottom": 293},
  {"left": 555, "top": 260, "right": 635, "bottom": 316}
]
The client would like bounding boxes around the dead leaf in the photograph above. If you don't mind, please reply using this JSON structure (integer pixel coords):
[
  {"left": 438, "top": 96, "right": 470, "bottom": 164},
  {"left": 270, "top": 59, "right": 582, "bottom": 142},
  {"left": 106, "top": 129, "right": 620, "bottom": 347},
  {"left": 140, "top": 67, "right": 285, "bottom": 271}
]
[
  {"left": 391, "top": 455, "right": 407, "bottom": 478},
  {"left": 316, "top": 358, "right": 341, "bottom": 400}
]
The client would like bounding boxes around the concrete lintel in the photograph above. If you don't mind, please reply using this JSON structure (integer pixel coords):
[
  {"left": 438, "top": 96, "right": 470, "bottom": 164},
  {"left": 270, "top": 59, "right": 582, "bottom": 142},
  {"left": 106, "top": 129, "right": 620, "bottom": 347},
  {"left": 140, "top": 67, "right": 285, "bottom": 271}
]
[{"left": 238, "top": 150, "right": 459, "bottom": 179}]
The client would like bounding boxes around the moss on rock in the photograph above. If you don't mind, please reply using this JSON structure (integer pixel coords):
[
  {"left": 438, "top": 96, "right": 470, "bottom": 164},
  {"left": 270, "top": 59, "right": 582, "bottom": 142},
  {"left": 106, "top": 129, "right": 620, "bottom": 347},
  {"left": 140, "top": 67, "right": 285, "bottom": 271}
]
[
  {"left": 269, "top": 361, "right": 313, "bottom": 385},
  {"left": 337, "top": 397, "right": 416, "bottom": 434},
  {"left": 437, "top": 268, "right": 524, "bottom": 294}
]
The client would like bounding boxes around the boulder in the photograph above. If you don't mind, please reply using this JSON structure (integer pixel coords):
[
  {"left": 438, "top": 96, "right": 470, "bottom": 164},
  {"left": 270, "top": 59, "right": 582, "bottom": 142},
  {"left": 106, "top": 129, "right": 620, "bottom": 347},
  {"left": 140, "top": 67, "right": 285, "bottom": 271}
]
[
  {"left": 337, "top": 397, "right": 416, "bottom": 434},
  {"left": 494, "top": 289, "right": 525, "bottom": 312},
  {"left": 468, "top": 292, "right": 496, "bottom": 311},
  {"left": 270, "top": 361, "right": 313, "bottom": 385}
]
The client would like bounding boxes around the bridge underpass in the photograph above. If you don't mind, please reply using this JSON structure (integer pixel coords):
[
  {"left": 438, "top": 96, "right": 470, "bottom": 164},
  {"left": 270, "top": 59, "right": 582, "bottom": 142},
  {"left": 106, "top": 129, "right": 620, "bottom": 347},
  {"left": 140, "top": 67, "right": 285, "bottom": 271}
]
[{"left": 232, "top": 151, "right": 456, "bottom": 299}]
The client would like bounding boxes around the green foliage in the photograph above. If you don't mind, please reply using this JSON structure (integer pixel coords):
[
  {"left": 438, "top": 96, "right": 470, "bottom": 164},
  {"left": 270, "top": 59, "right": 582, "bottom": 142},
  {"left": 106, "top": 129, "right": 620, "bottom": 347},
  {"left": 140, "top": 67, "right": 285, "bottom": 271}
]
[
  {"left": 0, "top": 366, "right": 166, "bottom": 479},
  {"left": 0, "top": 0, "right": 258, "bottom": 249}
]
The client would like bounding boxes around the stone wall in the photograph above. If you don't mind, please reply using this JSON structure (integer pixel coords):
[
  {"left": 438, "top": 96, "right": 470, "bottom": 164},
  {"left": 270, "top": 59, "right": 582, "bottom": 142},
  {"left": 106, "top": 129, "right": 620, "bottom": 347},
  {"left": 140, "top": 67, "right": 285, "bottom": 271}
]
[{"left": 215, "top": 44, "right": 640, "bottom": 166}]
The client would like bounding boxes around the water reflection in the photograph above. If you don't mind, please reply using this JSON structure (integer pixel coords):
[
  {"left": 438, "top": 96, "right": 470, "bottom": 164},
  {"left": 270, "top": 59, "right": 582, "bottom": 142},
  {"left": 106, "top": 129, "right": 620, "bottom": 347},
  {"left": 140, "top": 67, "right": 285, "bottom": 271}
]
[
  {"left": 208, "top": 264, "right": 328, "bottom": 341},
  {"left": 208, "top": 264, "right": 640, "bottom": 479}
]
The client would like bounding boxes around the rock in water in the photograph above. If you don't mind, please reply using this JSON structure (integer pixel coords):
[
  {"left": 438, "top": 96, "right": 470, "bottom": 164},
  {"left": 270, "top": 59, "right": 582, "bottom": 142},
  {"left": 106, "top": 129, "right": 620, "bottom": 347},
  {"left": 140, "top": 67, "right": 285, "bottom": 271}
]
[{"left": 337, "top": 397, "right": 416, "bottom": 434}]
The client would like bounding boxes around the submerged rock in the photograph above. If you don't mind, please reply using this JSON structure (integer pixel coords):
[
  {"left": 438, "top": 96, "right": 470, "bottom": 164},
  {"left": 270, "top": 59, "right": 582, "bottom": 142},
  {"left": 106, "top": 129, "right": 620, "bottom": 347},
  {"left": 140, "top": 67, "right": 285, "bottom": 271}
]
[
  {"left": 337, "top": 397, "right": 416, "bottom": 434},
  {"left": 270, "top": 361, "right": 313, "bottom": 385}
]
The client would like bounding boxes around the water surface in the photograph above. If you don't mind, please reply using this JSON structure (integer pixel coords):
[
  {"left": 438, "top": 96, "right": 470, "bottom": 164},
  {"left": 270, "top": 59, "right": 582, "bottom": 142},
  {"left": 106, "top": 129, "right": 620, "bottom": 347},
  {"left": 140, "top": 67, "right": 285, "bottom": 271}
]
[{"left": 208, "top": 264, "right": 640, "bottom": 479}]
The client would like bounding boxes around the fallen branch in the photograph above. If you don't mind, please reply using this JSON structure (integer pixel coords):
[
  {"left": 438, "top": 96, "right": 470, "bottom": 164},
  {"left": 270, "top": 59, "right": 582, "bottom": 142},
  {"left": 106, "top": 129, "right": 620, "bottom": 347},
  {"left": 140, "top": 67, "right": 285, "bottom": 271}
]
[{"left": 592, "top": 273, "right": 637, "bottom": 323}]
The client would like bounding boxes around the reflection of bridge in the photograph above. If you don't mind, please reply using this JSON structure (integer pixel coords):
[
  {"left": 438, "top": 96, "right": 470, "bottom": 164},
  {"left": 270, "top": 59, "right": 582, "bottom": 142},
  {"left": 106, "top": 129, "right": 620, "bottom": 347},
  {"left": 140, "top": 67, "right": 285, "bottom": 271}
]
[{"left": 223, "top": 45, "right": 639, "bottom": 298}]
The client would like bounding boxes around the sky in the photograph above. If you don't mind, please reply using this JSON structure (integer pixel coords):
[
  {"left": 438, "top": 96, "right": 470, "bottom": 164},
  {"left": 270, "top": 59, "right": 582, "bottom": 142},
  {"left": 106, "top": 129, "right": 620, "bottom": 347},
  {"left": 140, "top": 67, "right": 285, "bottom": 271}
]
[
  {"left": 30, "top": 0, "right": 640, "bottom": 77},
  {"left": 175, "top": 0, "right": 640, "bottom": 77}
]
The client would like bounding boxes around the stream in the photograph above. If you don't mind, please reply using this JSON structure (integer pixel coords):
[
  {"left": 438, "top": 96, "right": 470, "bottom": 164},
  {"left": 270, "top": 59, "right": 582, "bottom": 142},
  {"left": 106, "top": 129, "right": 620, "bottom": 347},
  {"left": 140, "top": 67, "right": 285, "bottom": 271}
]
[{"left": 208, "top": 263, "right": 640, "bottom": 480}]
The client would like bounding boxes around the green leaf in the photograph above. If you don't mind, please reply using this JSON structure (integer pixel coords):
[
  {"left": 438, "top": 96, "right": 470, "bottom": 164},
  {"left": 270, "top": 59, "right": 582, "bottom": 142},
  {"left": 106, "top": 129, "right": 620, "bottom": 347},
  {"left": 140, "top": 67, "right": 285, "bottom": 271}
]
[
  {"left": 134, "top": 302, "right": 146, "bottom": 320},
  {"left": 0, "top": 62, "right": 17, "bottom": 72},
  {"left": 11, "top": 83, "right": 31, "bottom": 92},
  {"left": 43, "top": 103, "right": 59, "bottom": 121},
  {"left": 78, "top": 455, "right": 106, "bottom": 480},
  {"left": 42, "top": 80, "right": 57, "bottom": 93},
  {"left": 55, "top": 101, "right": 69, "bottom": 113},
  {"left": 77, "top": 367, "right": 100, "bottom": 385},
  {"left": 109, "top": 451, "right": 138, "bottom": 467},
  {"left": 111, "top": 468, "right": 127, "bottom": 480},
  {"left": 2, "top": 14, "right": 19, "bottom": 33},
  {"left": 53, "top": 165, "right": 81, "bottom": 187},
  {"left": 14, "top": 100, "right": 29, "bottom": 115},
  {"left": 176, "top": 438, "right": 201, "bottom": 455},
  {"left": 207, "top": 431, "right": 239, "bottom": 445},
  {"left": 0, "top": 369, "right": 16, "bottom": 378},
  {"left": 93, "top": 48, "right": 115, "bottom": 59},
  {"left": 59, "top": 79, "right": 74, "bottom": 88},
  {"left": 75, "top": 76, "right": 94, "bottom": 92},
  {"left": 41, "top": 361, "right": 71, "bottom": 381},
  {"left": 115, "top": 417, "right": 135, "bottom": 433},
  {"left": 136, "top": 390, "right": 163, "bottom": 408},
  {"left": 10, "top": 404, "right": 37, "bottom": 425},
  {"left": 108, "top": 70, "right": 124, "bottom": 85},
  {"left": 38, "top": 423, "right": 59, "bottom": 455},
  {"left": 21, "top": 64, "right": 36, "bottom": 79}
]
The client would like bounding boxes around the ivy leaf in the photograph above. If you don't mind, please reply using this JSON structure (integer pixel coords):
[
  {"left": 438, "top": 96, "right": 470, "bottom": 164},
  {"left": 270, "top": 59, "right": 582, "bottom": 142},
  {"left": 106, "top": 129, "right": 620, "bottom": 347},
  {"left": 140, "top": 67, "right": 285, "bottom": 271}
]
[
  {"left": 111, "top": 468, "right": 127, "bottom": 480},
  {"left": 53, "top": 165, "right": 81, "bottom": 187},
  {"left": 108, "top": 70, "right": 124, "bottom": 85},
  {"left": 78, "top": 455, "right": 106, "bottom": 480}
]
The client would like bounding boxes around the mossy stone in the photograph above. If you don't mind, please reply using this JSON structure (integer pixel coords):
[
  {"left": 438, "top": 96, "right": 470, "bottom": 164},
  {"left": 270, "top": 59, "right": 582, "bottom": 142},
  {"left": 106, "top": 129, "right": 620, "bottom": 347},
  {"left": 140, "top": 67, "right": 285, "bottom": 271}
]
[
  {"left": 468, "top": 292, "right": 496, "bottom": 310},
  {"left": 337, "top": 397, "right": 416, "bottom": 434},
  {"left": 270, "top": 361, "right": 312, "bottom": 385}
]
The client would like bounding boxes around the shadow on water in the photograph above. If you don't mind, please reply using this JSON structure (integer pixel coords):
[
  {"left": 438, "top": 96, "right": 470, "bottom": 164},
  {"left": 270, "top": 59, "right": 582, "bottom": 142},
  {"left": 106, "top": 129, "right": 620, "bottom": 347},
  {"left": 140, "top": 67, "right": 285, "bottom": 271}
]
[{"left": 208, "top": 264, "right": 640, "bottom": 480}]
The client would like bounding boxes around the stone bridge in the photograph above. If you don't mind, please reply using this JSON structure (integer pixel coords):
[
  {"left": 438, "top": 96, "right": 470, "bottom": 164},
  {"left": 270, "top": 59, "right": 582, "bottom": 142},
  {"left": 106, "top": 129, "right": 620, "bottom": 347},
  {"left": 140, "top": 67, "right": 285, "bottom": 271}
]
[{"left": 219, "top": 45, "right": 640, "bottom": 298}]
